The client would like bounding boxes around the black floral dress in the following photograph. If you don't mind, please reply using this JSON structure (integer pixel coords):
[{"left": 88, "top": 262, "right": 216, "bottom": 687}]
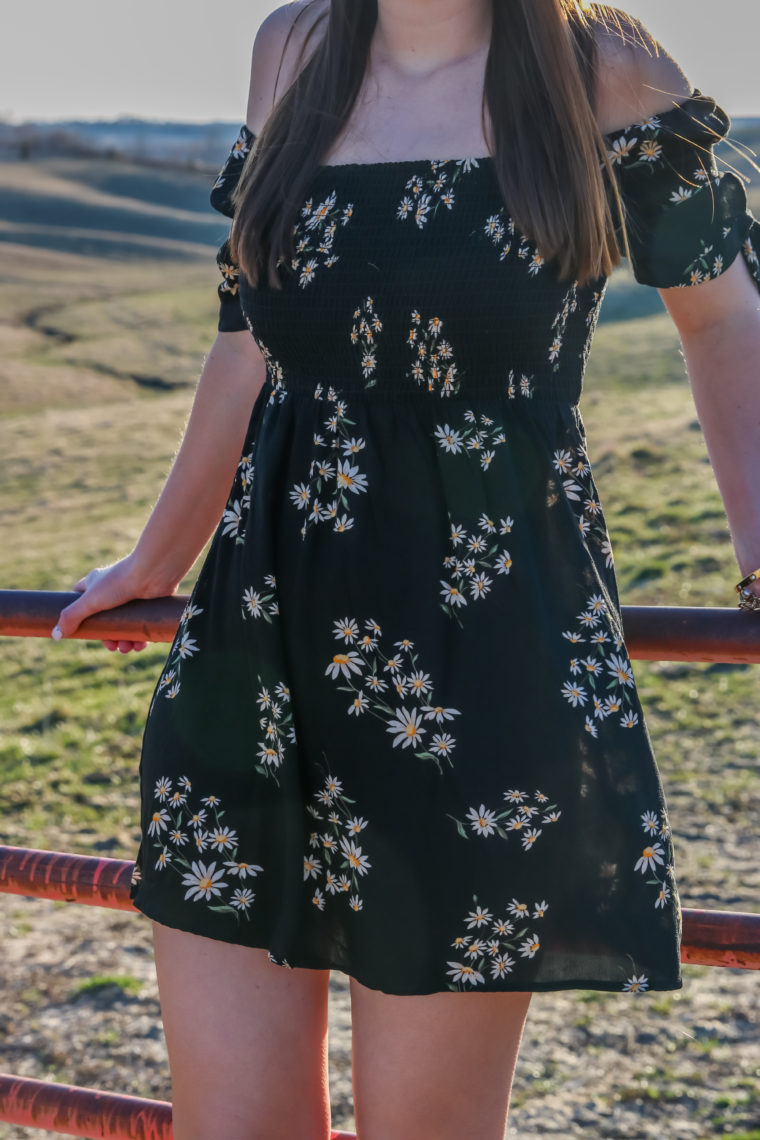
[{"left": 129, "top": 91, "right": 760, "bottom": 996}]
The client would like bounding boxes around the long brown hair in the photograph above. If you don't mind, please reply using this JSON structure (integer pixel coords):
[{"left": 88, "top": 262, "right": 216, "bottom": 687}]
[{"left": 230, "top": 0, "right": 627, "bottom": 288}]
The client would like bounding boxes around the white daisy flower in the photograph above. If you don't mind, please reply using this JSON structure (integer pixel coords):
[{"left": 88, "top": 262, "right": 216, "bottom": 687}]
[
  {"left": 622, "top": 974, "right": 649, "bottom": 993},
  {"left": 520, "top": 827, "right": 542, "bottom": 851},
  {"left": 434, "top": 424, "right": 463, "bottom": 453},
  {"left": 153, "top": 777, "right": 172, "bottom": 802},
  {"left": 641, "top": 810, "right": 659, "bottom": 834},
  {"left": 221, "top": 501, "right": 243, "bottom": 536},
  {"left": 386, "top": 707, "right": 426, "bottom": 749},
  {"left": 340, "top": 837, "right": 371, "bottom": 876},
  {"left": 466, "top": 805, "right": 497, "bottom": 836},
  {"left": 634, "top": 843, "right": 665, "bottom": 874},
  {"left": 336, "top": 459, "right": 368, "bottom": 494},
  {"left": 431, "top": 733, "right": 456, "bottom": 756},
  {"left": 231, "top": 888, "right": 255, "bottom": 911},
  {"left": 446, "top": 962, "right": 485, "bottom": 986},
  {"left": 348, "top": 693, "right": 368, "bottom": 716},
  {"left": 561, "top": 680, "right": 588, "bottom": 707},
  {"left": 224, "top": 860, "right": 263, "bottom": 879},
  {"left": 312, "top": 888, "right": 325, "bottom": 910},
  {"left": 465, "top": 906, "right": 493, "bottom": 929},
  {"left": 607, "top": 654, "right": 634, "bottom": 686},
  {"left": 289, "top": 483, "right": 311, "bottom": 510},
  {"left": 325, "top": 651, "right": 364, "bottom": 680},
  {"left": 333, "top": 617, "right": 359, "bottom": 643},
  {"left": 490, "top": 954, "right": 515, "bottom": 979},
  {"left": 177, "top": 632, "right": 198, "bottom": 659},
  {"left": 421, "top": 705, "right": 460, "bottom": 723},
  {"left": 518, "top": 934, "right": 541, "bottom": 958},
  {"left": 209, "top": 827, "right": 238, "bottom": 851},
  {"left": 147, "top": 808, "right": 170, "bottom": 837},
  {"left": 181, "top": 860, "right": 226, "bottom": 902}
]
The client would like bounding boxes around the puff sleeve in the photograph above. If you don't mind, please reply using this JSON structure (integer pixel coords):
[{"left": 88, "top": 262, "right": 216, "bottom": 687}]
[
  {"left": 210, "top": 124, "right": 256, "bottom": 332},
  {"left": 605, "top": 91, "right": 760, "bottom": 291}
]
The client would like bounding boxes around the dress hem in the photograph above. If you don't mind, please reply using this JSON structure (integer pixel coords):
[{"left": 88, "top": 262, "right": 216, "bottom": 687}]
[{"left": 131, "top": 890, "right": 683, "bottom": 998}]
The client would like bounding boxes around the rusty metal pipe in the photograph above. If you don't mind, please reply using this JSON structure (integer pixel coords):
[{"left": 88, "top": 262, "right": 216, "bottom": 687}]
[
  {"left": 0, "top": 1072, "right": 357, "bottom": 1140},
  {"left": 0, "top": 845, "right": 136, "bottom": 912},
  {"left": 2, "top": 846, "right": 758, "bottom": 971},
  {"left": 1, "top": 589, "right": 760, "bottom": 662}
]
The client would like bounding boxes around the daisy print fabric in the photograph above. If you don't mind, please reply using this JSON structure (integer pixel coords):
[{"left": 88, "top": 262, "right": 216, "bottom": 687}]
[
  {"left": 304, "top": 767, "right": 371, "bottom": 914},
  {"left": 146, "top": 774, "right": 264, "bottom": 923},
  {"left": 325, "top": 618, "right": 461, "bottom": 773},
  {"left": 397, "top": 158, "right": 479, "bottom": 229},
  {"left": 126, "top": 96, "right": 760, "bottom": 996},
  {"left": 446, "top": 896, "right": 550, "bottom": 990}
]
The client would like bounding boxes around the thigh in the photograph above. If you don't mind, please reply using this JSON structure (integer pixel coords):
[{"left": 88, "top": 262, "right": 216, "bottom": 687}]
[
  {"left": 350, "top": 977, "right": 532, "bottom": 1140},
  {"left": 151, "top": 921, "right": 331, "bottom": 1140}
]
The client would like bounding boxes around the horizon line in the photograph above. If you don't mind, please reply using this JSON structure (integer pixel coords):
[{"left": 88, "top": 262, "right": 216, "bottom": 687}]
[{"left": 5, "top": 107, "right": 760, "bottom": 128}]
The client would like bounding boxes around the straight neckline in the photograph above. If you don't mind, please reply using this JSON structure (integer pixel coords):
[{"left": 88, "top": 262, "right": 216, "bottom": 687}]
[{"left": 309, "top": 89, "right": 710, "bottom": 172}]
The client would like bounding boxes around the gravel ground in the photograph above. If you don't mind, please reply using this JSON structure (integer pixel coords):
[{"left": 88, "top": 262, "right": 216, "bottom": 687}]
[{"left": 1, "top": 896, "right": 758, "bottom": 1139}]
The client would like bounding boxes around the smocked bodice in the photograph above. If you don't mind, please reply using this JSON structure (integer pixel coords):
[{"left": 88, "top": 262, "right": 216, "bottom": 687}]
[{"left": 210, "top": 91, "right": 760, "bottom": 405}]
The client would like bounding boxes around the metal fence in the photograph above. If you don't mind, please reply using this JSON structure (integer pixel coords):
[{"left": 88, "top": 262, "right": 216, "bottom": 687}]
[{"left": 1, "top": 589, "right": 759, "bottom": 1140}]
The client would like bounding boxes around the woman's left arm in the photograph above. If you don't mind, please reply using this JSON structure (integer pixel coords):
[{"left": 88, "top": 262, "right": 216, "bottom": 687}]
[{"left": 660, "top": 256, "right": 760, "bottom": 590}]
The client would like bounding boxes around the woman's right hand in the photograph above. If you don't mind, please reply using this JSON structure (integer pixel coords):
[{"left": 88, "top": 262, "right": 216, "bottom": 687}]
[{"left": 52, "top": 554, "right": 179, "bottom": 654}]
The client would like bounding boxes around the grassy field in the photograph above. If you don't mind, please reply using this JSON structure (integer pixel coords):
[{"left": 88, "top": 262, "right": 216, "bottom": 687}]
[{"left": 0, "top": 147, "right": 759, "bottom": 1137}]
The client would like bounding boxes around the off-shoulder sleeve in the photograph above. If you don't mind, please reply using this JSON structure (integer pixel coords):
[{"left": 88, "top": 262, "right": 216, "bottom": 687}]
[
  {"left": 210, "top": 124, "right": 256, "bottom": 332},
  {"left": 605, "top": 91, "right": 760, "bottom": 290}
]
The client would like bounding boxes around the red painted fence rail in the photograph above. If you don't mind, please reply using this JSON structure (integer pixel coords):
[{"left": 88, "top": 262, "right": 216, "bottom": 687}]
[
  {"left": 2, "top": 844, "right": 759, "bottom": 971},
  {"left": 2, "top": 589, "right": 760, "bottom": 662},
  {"left": 0, "top": 1072, "right": 356, "bottom": 1140}
]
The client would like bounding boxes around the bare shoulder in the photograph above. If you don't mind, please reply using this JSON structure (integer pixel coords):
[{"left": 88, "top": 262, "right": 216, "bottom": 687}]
[
  {"left": 589, "top": 6, "right": 693, "bottom": 135},
  {"left": 245, "top": 0, "right": 328, "bottom": 134}
]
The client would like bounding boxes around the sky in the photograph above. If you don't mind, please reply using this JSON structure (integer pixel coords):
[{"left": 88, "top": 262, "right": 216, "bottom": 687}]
[{"left": 2, "top": 0, "right": 758, "bottom": 124}]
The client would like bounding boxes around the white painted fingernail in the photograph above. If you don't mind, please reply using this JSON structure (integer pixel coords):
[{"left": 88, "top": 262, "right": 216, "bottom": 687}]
[{"left": 51, "top": 625, "right": 63, "bottom": 640}]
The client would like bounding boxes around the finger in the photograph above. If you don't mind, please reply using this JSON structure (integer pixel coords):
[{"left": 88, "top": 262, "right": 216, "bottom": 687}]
[
  {"left": 134, "top": 642, "right": 149, "bottom": 651},
  {"left": 55, "top": 581, "right": 110, "bottom": 639},
  {"left": 117, "top": 640, "right": 134, "bottom": 653},
  {"left": 102, "top": 640, "right": 120, "bottom": 651}
]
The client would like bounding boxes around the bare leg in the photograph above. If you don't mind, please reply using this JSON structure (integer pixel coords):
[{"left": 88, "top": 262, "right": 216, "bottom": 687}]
[
  {"left": 350, "top": 977, "right": 532, "bottom": 1140},
  {"left": 151, "top": 921, "right": 332, "bottom": 1140}
]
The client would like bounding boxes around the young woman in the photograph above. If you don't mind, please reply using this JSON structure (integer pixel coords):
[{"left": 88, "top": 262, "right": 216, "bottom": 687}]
[{"left": 53, "top": 1, "right": 760, "bottom": 1137}]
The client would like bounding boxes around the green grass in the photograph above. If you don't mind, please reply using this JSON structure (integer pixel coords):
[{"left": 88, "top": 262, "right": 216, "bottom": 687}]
[{"left": 69, "top": 974, "right": 143, "bottom": 999}]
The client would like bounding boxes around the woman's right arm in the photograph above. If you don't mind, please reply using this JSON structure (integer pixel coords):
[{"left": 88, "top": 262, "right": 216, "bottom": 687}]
[
  {"left": 53, "top": 331, "right": 267, "bottom": 647},
  {"left": 53, "top": 2, "right": 327, "bottom": 651}
]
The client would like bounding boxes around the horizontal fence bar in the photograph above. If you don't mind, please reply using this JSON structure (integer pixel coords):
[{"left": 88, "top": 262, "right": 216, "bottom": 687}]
[
  {"left": 0, "top": 1072, "right": 357, "bottom": 1140},
  {"left": 0, "top": 845, "right": 135, "bottom": 912},
  {"left": 2, "top": 846, "right": 758, "bottom": 971},
  {"left": 1, "top": 589, "right": 760, "bottom": 662}
]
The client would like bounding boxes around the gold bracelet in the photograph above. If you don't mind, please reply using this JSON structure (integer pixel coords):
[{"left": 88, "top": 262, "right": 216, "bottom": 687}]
[{"left": 735, "top": 565, "right": 760, "bottom": 612}]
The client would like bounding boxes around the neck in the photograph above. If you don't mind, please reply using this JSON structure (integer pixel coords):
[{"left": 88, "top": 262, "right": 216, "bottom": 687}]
[{"left": 372, "top": 0, "right": 492, "bottom": 78}]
